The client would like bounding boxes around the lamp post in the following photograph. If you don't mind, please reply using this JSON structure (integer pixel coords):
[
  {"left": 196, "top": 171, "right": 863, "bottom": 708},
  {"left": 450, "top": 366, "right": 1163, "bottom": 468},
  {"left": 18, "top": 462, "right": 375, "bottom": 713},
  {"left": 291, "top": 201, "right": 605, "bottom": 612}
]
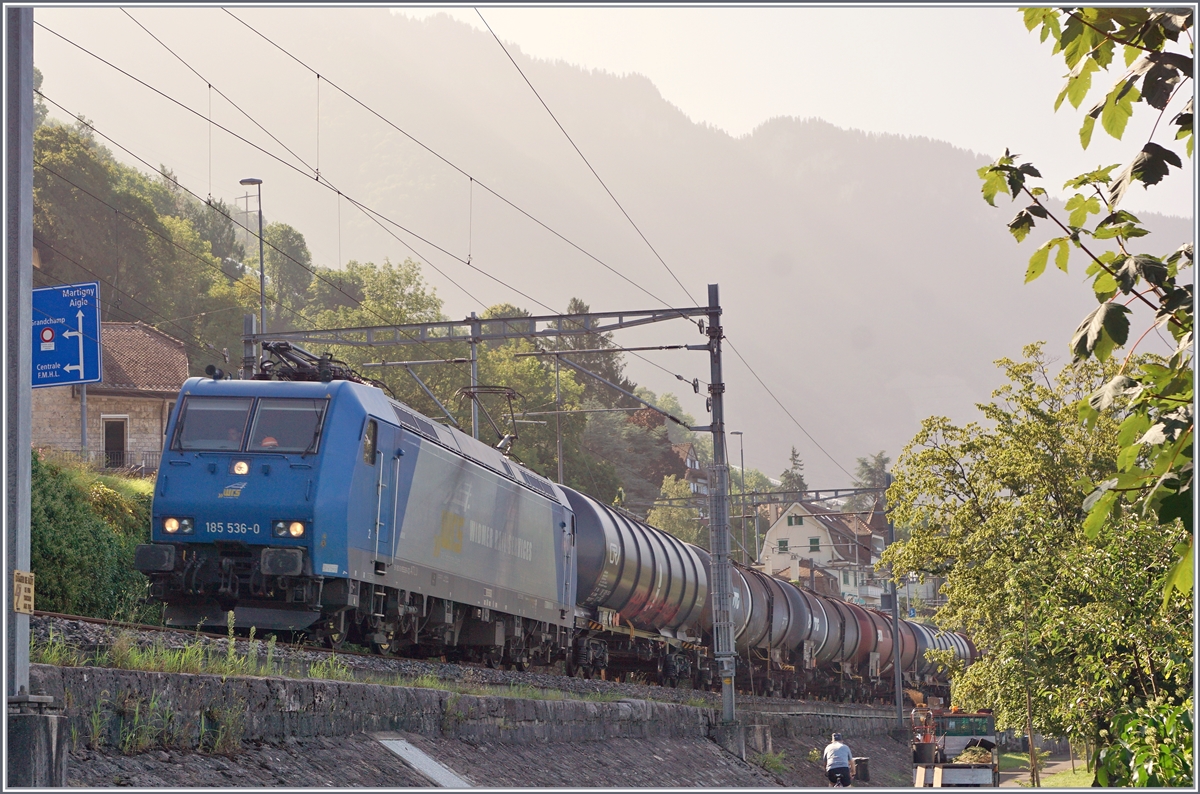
[
  {"left": 239, "top": 177, "right": 264, "bottom": 363},
  {"left": 730, "top": 431, "right": 746, "bottom": 564}
]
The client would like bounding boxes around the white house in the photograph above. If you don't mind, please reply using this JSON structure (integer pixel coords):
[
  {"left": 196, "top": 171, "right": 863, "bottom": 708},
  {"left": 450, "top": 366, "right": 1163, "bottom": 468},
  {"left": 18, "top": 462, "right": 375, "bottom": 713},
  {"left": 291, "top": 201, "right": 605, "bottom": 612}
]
[{"left": 757, "top": 501, "right": 883, "bottom": 606}]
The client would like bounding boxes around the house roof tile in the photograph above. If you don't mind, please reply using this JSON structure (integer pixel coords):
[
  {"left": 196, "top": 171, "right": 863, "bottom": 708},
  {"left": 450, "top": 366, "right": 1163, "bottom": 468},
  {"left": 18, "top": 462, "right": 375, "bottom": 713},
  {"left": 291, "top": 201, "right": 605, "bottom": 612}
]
[{"left": 98, "top": 322, "right": 189, "bottom": 393}]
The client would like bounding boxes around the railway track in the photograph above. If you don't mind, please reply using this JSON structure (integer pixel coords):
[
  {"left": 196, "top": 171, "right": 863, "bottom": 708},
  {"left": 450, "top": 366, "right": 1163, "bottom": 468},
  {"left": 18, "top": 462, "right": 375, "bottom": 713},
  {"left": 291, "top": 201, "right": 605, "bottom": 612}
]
[{"left": 29, "top": 612, "right": 896, "bottom": 715}]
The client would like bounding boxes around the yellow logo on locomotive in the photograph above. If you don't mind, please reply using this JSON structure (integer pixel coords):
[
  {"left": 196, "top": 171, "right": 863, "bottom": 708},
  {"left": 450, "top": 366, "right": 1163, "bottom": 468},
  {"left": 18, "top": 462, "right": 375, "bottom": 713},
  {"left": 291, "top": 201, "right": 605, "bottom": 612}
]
[
  {"left": 219, "top": 481, "right": 248, "bottom": 499},
  {"left": 435, "top": 511, "right": 464, "bottom": 556}
]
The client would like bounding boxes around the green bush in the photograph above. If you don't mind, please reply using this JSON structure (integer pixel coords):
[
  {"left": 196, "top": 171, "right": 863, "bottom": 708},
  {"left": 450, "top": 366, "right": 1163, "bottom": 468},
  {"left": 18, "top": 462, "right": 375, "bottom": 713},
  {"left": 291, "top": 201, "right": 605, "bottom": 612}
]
[{"left": 30, "top": 451, "right": 152, "bottom": 620}]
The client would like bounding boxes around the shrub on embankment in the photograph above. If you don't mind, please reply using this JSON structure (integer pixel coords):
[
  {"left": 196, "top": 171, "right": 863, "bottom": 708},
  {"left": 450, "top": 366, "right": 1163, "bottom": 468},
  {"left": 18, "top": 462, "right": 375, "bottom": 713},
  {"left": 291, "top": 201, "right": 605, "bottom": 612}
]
[{"left": 30, "top": 450, "right": 156, "bottom": 621}]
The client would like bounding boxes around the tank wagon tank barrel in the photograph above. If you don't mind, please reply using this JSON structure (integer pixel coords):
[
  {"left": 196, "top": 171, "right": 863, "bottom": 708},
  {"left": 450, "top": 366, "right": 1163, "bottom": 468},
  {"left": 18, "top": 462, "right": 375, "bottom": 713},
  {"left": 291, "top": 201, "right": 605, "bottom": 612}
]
[{"left": 135, "top": 361, "right": 977, "bottom": 702}]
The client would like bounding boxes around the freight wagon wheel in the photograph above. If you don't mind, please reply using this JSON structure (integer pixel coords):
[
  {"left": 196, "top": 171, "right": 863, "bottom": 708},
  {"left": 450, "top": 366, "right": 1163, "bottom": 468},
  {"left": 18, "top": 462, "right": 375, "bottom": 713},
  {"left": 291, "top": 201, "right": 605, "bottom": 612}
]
[
  {"left": 485, "top": 651, "right": 503, "bottom": 669},
  {"left": 325, "top": 632, "right": 346, "bottom": 650}
]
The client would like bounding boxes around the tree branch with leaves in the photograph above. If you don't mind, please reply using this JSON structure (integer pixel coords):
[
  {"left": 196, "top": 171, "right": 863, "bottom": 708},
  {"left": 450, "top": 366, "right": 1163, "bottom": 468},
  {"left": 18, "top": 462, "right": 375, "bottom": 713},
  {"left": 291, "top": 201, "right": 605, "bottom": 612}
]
[{"left": 977, "top": 7, "right": 1193, "bottom": 607}]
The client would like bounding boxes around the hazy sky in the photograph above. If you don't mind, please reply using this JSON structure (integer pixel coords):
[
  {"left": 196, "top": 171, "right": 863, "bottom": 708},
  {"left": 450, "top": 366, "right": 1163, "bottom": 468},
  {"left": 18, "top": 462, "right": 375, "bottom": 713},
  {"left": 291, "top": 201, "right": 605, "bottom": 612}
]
[
  {"left": 29, "top": 5, "right": 1195, "bottom": 483},
  {"left": 397, "top": 5, "right": 1193, "bottom": 217}
]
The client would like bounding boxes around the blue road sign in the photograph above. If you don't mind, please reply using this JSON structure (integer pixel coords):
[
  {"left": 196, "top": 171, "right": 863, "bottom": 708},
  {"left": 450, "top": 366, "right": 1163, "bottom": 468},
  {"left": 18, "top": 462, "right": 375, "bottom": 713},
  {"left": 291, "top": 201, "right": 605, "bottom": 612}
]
[{"left": 32, "top": 282, "right": 102, "bottom": 388}]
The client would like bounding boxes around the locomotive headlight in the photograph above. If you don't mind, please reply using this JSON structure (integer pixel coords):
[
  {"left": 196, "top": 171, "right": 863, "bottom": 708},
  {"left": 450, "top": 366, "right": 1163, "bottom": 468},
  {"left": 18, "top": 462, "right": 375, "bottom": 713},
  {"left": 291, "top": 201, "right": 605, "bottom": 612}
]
[
  {"left": 231, "top": 460, "right": 249, "bottom": 475},
  {"left": 272, "top": 520, "right": 305, "bottom": 538},
  {"left": 163, "top": 517, "right": 194, "bottom": 534}
]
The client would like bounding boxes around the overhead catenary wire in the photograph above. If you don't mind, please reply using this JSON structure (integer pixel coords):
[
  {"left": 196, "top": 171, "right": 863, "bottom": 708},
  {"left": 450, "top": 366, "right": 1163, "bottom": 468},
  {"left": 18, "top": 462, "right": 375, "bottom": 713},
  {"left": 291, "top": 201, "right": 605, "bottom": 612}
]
[
  {"left": 215, "top": 9, "right": 708, "bottom": 381},
  {"left": 36, "top": 90, "right": 464, "bottom": 368},
  {"left": 38, "top": 19, "right": 718, "bottom": 423},
  {"left": 471, "top": 11, "right": 851, "bottom": 479},
  {"left": 137, "top": 11, "right": 709, "bottom": 391},
  {"left": 33, "top": 233, "right": 235, "bottom": 363},
  {"left": 475, "top": 8, "right": 698, "bottom": 308}
]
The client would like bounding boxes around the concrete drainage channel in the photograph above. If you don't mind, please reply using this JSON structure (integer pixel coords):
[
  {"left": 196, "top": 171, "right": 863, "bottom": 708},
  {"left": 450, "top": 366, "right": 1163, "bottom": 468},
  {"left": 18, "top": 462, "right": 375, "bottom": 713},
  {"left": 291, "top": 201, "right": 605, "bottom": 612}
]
[{"left": 30, "top": 664, "right": 898, "bottom": 787}]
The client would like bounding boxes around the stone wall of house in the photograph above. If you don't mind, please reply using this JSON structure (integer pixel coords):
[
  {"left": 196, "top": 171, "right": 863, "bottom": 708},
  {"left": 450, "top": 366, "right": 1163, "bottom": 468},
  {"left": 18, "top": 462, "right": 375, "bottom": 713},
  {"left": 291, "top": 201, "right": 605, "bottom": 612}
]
[{"left": 32, "top": 385, "right": 173, "bottom": 461}]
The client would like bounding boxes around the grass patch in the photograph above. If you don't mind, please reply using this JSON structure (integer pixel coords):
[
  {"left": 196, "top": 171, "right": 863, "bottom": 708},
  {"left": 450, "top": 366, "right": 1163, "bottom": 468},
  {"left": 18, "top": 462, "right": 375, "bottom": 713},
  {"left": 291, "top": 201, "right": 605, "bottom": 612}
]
[
  {"left": 752, "top": 751, "right": 791, "bottom": 775},
  {"left": 1034, "top": 767, "right": 1094, "bottom": 788},
  {"left": 35, "top": 627, "right": 700, "bottom": 707}
]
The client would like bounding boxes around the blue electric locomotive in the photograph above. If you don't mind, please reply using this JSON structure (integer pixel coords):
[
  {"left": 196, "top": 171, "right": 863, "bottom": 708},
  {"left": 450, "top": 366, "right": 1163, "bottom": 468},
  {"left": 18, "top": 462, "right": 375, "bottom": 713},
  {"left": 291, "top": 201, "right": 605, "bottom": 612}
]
[
  {"left": 136, "top": 345, "right": 976, "bottom": 697},
  {"left": 136, "top": 371, "right": 577, "bottom": 666}
]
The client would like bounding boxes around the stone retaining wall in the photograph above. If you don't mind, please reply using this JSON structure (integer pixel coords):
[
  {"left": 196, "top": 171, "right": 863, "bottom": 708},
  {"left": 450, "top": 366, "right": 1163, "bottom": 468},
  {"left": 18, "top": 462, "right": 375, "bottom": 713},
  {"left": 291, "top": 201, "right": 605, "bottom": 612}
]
[
  {"left": 30, "top": 665, "right": 713, "bottom": 748},
  {"left": 752, "top": 707, "right": 898, "bottom": 740}
]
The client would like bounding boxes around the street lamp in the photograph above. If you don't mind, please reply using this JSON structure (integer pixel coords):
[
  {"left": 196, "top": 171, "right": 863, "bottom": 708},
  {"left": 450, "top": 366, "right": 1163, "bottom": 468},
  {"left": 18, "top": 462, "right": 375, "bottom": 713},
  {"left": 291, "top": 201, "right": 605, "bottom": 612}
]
[
  {"left": 239, "top": 177, "right": 264, "bottom": 362},
  {"left": 730, "top": 431, "right": 746, "bottom": 564}
]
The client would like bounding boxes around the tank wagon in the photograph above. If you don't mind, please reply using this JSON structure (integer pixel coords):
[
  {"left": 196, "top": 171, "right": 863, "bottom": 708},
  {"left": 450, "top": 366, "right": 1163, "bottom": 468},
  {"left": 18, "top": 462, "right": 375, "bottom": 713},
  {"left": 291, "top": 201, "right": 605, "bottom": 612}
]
[{"left": 136, "top": 352, "right": 976, "bottom": 699}]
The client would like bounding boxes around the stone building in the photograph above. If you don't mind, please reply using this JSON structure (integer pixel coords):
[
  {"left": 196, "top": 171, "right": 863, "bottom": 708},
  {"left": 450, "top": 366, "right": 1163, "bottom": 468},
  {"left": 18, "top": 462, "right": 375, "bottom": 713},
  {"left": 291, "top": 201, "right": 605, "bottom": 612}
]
[{"left": 32, "top": 322, "right": 188, "bottom": 472}]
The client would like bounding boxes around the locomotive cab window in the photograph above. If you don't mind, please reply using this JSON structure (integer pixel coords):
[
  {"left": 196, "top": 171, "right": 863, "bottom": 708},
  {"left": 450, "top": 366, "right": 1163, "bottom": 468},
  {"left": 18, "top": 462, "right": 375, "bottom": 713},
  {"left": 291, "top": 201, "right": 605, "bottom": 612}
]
[
  {"left": 247, "top": 398, "right": 329, "bottom": 453},
  {"left": 363, "top": 419, "right": 377, "bottom": 465},
  {"left": 172, "top": 396, "right": 253, "bottom": 451}
]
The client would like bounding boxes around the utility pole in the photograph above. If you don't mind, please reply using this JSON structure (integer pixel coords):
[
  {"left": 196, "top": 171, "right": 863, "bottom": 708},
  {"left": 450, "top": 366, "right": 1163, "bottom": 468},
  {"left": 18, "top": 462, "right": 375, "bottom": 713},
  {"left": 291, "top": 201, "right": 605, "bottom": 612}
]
[
  {"left": 8, "top": 6, "right": 68, "bottom": 784},
  {"left": 703, "top": 284, "right": 737, "bottom": 726},
  {"left": 885, "top": 473, "right": 904, "bottom": 727}
]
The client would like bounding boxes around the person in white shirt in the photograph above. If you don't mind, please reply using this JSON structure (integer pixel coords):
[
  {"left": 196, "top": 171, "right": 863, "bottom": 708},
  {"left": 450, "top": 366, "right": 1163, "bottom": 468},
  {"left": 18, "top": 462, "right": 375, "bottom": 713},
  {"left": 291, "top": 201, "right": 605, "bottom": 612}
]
[{"left": 823, "top": 732, "right": 853, "bottom": 786}]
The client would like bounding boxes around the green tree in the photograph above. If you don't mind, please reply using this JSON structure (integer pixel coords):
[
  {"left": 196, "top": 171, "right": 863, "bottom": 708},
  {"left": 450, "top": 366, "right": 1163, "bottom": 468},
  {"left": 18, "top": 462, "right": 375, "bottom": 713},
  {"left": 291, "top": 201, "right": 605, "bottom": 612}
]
[
  {"left": 32, "top": 66, "right": 47, "bottom": 128},
  {"left": 306, "top": 258, "right": 451, "bottom": 415},
  {"left": 558, "top": 297, "right": 638, "bottom": 409},
  {"left": 33, "top": 124, "right": 249, "bottom": 375},
  {"left": 778, "top": 446, "right": 808, "bottom": 493},
  {"left": 647, "top": 475, "right": 704, "bottom": 546},
  {"left": 975, "top": 14, "right": 1194, "bottom": 782},
  {"left": 977, "top": 7, "right": 1192, "bottom": 604},
  {"left": 844, "top": 451, "right": 890, "bottom": 521},
  {"left": 882, "top": 344, "right": 1192, "bottom": 785},
  {"left": 247, "top": 222, "right": 314, "bottom": 331}
]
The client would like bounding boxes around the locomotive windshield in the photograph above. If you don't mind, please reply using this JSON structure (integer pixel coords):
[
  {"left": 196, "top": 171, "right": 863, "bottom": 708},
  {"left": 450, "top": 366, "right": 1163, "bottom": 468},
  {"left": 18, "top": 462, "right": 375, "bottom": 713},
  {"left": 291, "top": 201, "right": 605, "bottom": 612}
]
[
  {"left": 172, "top": 396, "right": 253, "bottom": 451},
  {"left": 246, "top": 398, "right": 328, "bottom": 453}
]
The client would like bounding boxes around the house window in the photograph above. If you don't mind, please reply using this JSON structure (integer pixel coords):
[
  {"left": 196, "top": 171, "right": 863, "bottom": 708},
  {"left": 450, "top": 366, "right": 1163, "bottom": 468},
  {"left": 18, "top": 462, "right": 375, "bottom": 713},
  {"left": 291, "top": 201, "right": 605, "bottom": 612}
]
[
  {"left": 842, "top": 571, "right": 850, "bottom": 585},
  {"left": 777, "top": 538, "right": 789, "bottom": 552},
  {"left": 809, "top": 537, "right": 820, "bottom": 552},
  {"left": 786, "top": 515, "right": 805, "bottom": 526}
]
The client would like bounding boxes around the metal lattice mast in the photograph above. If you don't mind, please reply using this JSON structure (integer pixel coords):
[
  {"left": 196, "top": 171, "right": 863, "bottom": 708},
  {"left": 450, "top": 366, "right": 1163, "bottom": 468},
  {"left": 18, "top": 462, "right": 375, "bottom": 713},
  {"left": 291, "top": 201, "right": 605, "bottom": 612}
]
[{"left": 703, "top": 284, "right": 737, "bottom": 724}]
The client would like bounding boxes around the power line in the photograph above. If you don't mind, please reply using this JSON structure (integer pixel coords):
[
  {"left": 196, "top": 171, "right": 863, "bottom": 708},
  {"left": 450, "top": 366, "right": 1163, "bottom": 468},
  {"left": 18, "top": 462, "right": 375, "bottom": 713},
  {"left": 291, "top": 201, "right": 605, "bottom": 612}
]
[
  {"left": 475, "top": 8, "right": 698, "bottom": 307},
  {"left": 33, "top": 159, "right": 325, "bottom": 334},
  {"left": 33, "top": 233, "right": 231, "bottom": 363},
  {"left": 218, "top": 10, "right": 695, "bottom": 319},
  {"left": 120, "top": 9, "right": 315, "bottom": 178},
  {"left": 36, "top": 90, "right": 467, "bottom": 368},
  {"left": 37, "top": 20, "right": 715, "bottom": 412},
  {"left": 724, "top": 337, "right": 854, "bottom": 481}
]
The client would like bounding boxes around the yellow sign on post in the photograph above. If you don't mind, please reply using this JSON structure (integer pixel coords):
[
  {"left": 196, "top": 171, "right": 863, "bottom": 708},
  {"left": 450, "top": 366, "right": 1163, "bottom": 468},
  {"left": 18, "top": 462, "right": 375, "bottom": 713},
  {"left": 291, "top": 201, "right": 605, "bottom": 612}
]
[{"left": 13, "top": 570, "right": 34, "bottom": 614}]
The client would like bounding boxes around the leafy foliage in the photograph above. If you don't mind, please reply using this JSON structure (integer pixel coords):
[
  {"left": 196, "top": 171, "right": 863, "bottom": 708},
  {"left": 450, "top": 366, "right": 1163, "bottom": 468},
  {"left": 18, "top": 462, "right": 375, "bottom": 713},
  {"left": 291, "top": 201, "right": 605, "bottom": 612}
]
[
  {"left": 647, "top": 475, "right": 704, "bottom": 546},
  {"left": 33, "top": 123, "right": 256, "bottom": 375},
  {"left": 1095, "top": 701, "right": 1193, "bottom": 787},
  {"left": 778, "top": 446, "right": 808, "bottom": 493},
  {"left": 978, "top": 8, "right": 1193, "bottom": 615},
  {"left": 882, "top": 346, "right": 1192, "bottom": 783},
  {"left": 29, "top": 452, "right": 153, "bottom": 620}
]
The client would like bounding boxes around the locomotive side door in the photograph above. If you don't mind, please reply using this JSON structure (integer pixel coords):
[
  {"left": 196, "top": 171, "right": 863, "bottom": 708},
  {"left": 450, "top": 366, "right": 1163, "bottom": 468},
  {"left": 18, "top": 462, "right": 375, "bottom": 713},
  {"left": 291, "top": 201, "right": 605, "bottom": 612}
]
[{"left": 371, "top": 421, "right": 401, "bottom": 566}]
